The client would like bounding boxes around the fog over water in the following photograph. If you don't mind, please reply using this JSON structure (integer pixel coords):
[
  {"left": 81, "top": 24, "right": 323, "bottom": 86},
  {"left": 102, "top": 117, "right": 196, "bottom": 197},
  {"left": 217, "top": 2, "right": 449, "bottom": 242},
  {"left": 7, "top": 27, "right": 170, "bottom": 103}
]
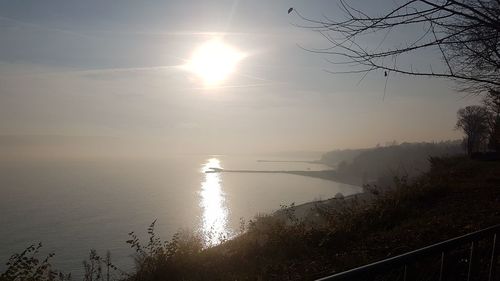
[
  {"left": 0, "top": 0, "right": 482, "bottom": 278},
  {"left": 0, "top": 155, "right": 361, "bottom": 277}
]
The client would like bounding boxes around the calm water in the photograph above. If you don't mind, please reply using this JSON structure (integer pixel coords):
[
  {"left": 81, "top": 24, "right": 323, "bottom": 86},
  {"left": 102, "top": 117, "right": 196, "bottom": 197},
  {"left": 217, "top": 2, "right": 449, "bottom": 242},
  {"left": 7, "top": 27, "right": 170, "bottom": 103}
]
[{"left": 0, "top": 155, "right": 361, "bottom": 277}]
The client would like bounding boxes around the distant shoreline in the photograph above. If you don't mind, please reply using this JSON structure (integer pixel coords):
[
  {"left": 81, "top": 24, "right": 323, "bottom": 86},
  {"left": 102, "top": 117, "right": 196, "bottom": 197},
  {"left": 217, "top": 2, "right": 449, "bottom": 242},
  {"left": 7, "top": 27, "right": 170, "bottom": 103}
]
[
  {"left": 206, "top": 168, "right": 362, "bottom": 187},
  {"left": 256, "top": 159, "right": 322, "bottom": 164},
  {"left": 274, "top": 191, "right": 372, "bottom": 222}
]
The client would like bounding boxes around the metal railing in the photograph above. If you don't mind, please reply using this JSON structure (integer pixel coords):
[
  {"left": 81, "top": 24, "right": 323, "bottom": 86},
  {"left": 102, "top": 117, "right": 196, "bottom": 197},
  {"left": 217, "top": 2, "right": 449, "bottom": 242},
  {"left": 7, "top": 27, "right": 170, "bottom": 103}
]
[{"left": 317, "top": 224, "right": 500, "bottom": 281}]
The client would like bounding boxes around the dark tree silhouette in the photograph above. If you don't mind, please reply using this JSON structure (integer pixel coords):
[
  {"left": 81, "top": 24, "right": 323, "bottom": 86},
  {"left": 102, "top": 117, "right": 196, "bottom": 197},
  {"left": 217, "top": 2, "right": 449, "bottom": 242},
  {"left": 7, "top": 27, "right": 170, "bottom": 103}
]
[
  {"left": 290, "top": 0, "right": 500, "bottom": 94},
  {"left": 484, "top": 89, "right": 500, "bottom": 150},
  {"left": 484, "top": 89, "right": 500, "bottom": 115},
  {"left": 456, "top": 105, "right": 491, "bottom": 155}
]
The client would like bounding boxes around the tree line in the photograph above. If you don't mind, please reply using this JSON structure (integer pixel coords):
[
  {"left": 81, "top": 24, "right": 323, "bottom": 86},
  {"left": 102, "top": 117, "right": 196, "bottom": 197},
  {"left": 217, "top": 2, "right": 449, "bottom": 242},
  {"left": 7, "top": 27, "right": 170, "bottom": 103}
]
[{"left": 456, "top": 89, "right": 500, "bottom": 156}]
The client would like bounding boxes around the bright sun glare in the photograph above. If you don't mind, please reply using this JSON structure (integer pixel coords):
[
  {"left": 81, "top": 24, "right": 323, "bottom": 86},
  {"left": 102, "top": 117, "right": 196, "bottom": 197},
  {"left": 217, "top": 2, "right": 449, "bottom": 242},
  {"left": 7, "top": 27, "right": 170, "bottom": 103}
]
[{"left": 184, "top": 38, "right": 246, "bottom": 87}]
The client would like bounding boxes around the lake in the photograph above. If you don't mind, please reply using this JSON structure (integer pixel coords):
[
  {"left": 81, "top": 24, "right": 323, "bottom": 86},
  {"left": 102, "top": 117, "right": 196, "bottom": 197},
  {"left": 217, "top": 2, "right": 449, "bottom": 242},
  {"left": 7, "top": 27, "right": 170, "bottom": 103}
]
[{"left": 0, "top": 155, "right": 361, "bottom": 278}]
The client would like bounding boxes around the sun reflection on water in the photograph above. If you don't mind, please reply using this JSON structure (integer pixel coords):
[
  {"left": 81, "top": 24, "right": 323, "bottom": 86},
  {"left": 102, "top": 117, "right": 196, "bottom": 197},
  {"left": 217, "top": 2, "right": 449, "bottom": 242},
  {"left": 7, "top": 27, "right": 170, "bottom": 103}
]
[{"left": 199, "top": 158, "right": 231, "bottom": 246}]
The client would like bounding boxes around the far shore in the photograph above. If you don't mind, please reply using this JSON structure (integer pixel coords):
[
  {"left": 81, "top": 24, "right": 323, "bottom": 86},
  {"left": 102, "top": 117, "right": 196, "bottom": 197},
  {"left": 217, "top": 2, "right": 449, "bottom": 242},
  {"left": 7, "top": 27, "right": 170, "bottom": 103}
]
[
  {"left": 256, "top": 159, "right": 322, "bottom": 164},
  {"left": 206, "top": 168, "right": 363, "bottom": 187},
  {"left": 274, "top": 190, "right": 373, "bottom": 222},
  {"left": 206, "top": 166, "right": 370, "bottom": 222}
]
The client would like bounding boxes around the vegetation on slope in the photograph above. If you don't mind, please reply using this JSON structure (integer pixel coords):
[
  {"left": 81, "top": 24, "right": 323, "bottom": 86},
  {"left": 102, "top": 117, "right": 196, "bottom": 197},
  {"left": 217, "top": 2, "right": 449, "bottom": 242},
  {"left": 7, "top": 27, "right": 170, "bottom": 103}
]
[
  {"left": 321, "top": 141, "right": 463, "bottom": 186},
  {"left": 2, "top": 156, "right": 500, "bottom": 281}
]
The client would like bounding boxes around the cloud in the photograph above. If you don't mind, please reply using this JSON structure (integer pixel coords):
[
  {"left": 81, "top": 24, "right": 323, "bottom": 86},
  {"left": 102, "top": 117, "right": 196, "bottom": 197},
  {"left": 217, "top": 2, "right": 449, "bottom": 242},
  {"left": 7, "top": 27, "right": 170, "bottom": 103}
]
[{"left": 0, "top": 15, "right": 91, "bottom": 39}]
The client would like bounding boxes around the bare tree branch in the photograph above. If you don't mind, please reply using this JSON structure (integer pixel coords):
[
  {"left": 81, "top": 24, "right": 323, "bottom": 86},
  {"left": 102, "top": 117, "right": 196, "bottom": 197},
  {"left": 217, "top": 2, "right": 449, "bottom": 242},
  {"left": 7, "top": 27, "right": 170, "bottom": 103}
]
[{"left": 291, "top": 0, "right": 500, "bottom": 94}]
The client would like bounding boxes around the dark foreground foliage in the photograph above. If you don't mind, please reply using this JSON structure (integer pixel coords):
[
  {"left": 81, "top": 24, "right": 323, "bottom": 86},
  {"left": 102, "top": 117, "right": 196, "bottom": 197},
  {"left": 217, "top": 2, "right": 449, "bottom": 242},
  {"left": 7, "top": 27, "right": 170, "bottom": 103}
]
[
  {"left": 0, "top": 243, "right": 70, "bottom": 281},
  {"left": 2, "top": 156, "right": 500, "bottom": 280}
]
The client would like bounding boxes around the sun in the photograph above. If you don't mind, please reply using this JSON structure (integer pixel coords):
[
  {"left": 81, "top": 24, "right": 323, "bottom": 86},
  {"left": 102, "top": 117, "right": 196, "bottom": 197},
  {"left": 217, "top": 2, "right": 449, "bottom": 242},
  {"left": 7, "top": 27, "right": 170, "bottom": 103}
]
[{"left": 183, "top": 38, "right": 246, "bottom": 87}]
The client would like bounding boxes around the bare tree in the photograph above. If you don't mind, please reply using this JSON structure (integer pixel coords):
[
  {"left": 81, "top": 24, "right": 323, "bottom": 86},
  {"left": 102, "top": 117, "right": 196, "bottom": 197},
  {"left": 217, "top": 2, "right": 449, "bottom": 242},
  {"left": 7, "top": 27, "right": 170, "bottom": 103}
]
[
  {"left": 456, "top": 105, "right": 491, "bottom": 155},
  {"left": 483, "top": 89, "right": 500, "bottom": 116},
  {"left": 289, "top": 0, "right": 500, "bottom": 94},
  {"left": 483, "top": 89, "right": 500, "bottom": 149}
]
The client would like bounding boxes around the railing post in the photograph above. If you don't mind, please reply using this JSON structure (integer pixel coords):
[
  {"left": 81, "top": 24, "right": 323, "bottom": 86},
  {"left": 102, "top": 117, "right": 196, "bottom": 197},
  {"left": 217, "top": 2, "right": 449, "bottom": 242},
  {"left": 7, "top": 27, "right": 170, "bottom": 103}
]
[
  {"left": 439, "top": 251, "right": 445, "bottom": 281},
  {"left": 403, "top": 264, "right": 407, "bottom": 281},
  {"left": 489, "top": 233, "right": 498, "bottom": 281},
  {"left": 467, "top": 241, "right": 475, "bottom": 281}
]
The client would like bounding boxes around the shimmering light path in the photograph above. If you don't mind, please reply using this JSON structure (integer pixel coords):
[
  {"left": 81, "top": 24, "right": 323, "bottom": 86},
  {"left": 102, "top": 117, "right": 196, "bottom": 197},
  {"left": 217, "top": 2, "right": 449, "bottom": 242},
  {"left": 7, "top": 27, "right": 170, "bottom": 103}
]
[{"left": 199, "top": 158, "right": 231, "bottom": 246}]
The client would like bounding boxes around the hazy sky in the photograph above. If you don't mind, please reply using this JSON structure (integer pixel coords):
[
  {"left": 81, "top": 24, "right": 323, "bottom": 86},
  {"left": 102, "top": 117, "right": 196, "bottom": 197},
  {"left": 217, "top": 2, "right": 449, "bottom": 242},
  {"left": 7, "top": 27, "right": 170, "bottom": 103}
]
[{"left": 0, "top": 0, "right": 480, "bottom": 154}]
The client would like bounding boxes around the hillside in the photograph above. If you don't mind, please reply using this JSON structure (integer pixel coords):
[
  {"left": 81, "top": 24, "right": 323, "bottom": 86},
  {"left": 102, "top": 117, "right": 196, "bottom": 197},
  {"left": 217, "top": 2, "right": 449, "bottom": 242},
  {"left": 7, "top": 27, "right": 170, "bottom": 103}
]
[
  {"left": 320, "top": 141, "right": 463, "bottom": 185},
  {"left": 188, "top": 156, "right": 500, "bottom": 280},
  {"left": 3, "top": 156, "right": 500, "bottom": 281}
]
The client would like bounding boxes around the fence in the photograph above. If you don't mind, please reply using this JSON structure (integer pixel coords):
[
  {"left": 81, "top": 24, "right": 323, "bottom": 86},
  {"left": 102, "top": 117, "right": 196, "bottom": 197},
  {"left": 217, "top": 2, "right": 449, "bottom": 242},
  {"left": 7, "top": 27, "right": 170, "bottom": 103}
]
[{"left": 317, "top": 224, "right": 500, "bottom": 281}]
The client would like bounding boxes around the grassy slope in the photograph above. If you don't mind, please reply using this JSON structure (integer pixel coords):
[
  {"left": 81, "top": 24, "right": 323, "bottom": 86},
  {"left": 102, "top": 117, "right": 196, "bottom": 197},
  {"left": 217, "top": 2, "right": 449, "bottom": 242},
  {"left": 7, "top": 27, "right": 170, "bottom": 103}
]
[
  {"left": 133, "top": 156, "right": 500, "bottom": 281},
  {"left": 3, "top": 156, "right": 500, "bottom": 281}
]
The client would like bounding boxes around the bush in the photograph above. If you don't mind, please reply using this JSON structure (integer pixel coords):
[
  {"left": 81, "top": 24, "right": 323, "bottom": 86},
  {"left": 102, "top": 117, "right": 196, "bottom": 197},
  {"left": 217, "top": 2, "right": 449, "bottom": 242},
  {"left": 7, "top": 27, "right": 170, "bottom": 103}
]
[{"left": 0, "top": 243, "right": 70, "bottom": 281}]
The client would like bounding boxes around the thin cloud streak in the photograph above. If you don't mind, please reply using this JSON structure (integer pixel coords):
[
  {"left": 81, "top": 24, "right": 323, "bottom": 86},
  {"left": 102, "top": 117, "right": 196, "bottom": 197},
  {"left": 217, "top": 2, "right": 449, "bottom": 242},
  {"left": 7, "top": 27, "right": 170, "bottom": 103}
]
[
  {"left": 0, "top": 65, "right": 183, "bottom": 78},
  {"left": 183, "top": 82, "right": 280, "bottom": 91},
  {"left": 82, "top": 30, "right": 271, "bottom": 37},
  {"left": 0, "top": 15, "right": 92, "bottom": 39}
]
